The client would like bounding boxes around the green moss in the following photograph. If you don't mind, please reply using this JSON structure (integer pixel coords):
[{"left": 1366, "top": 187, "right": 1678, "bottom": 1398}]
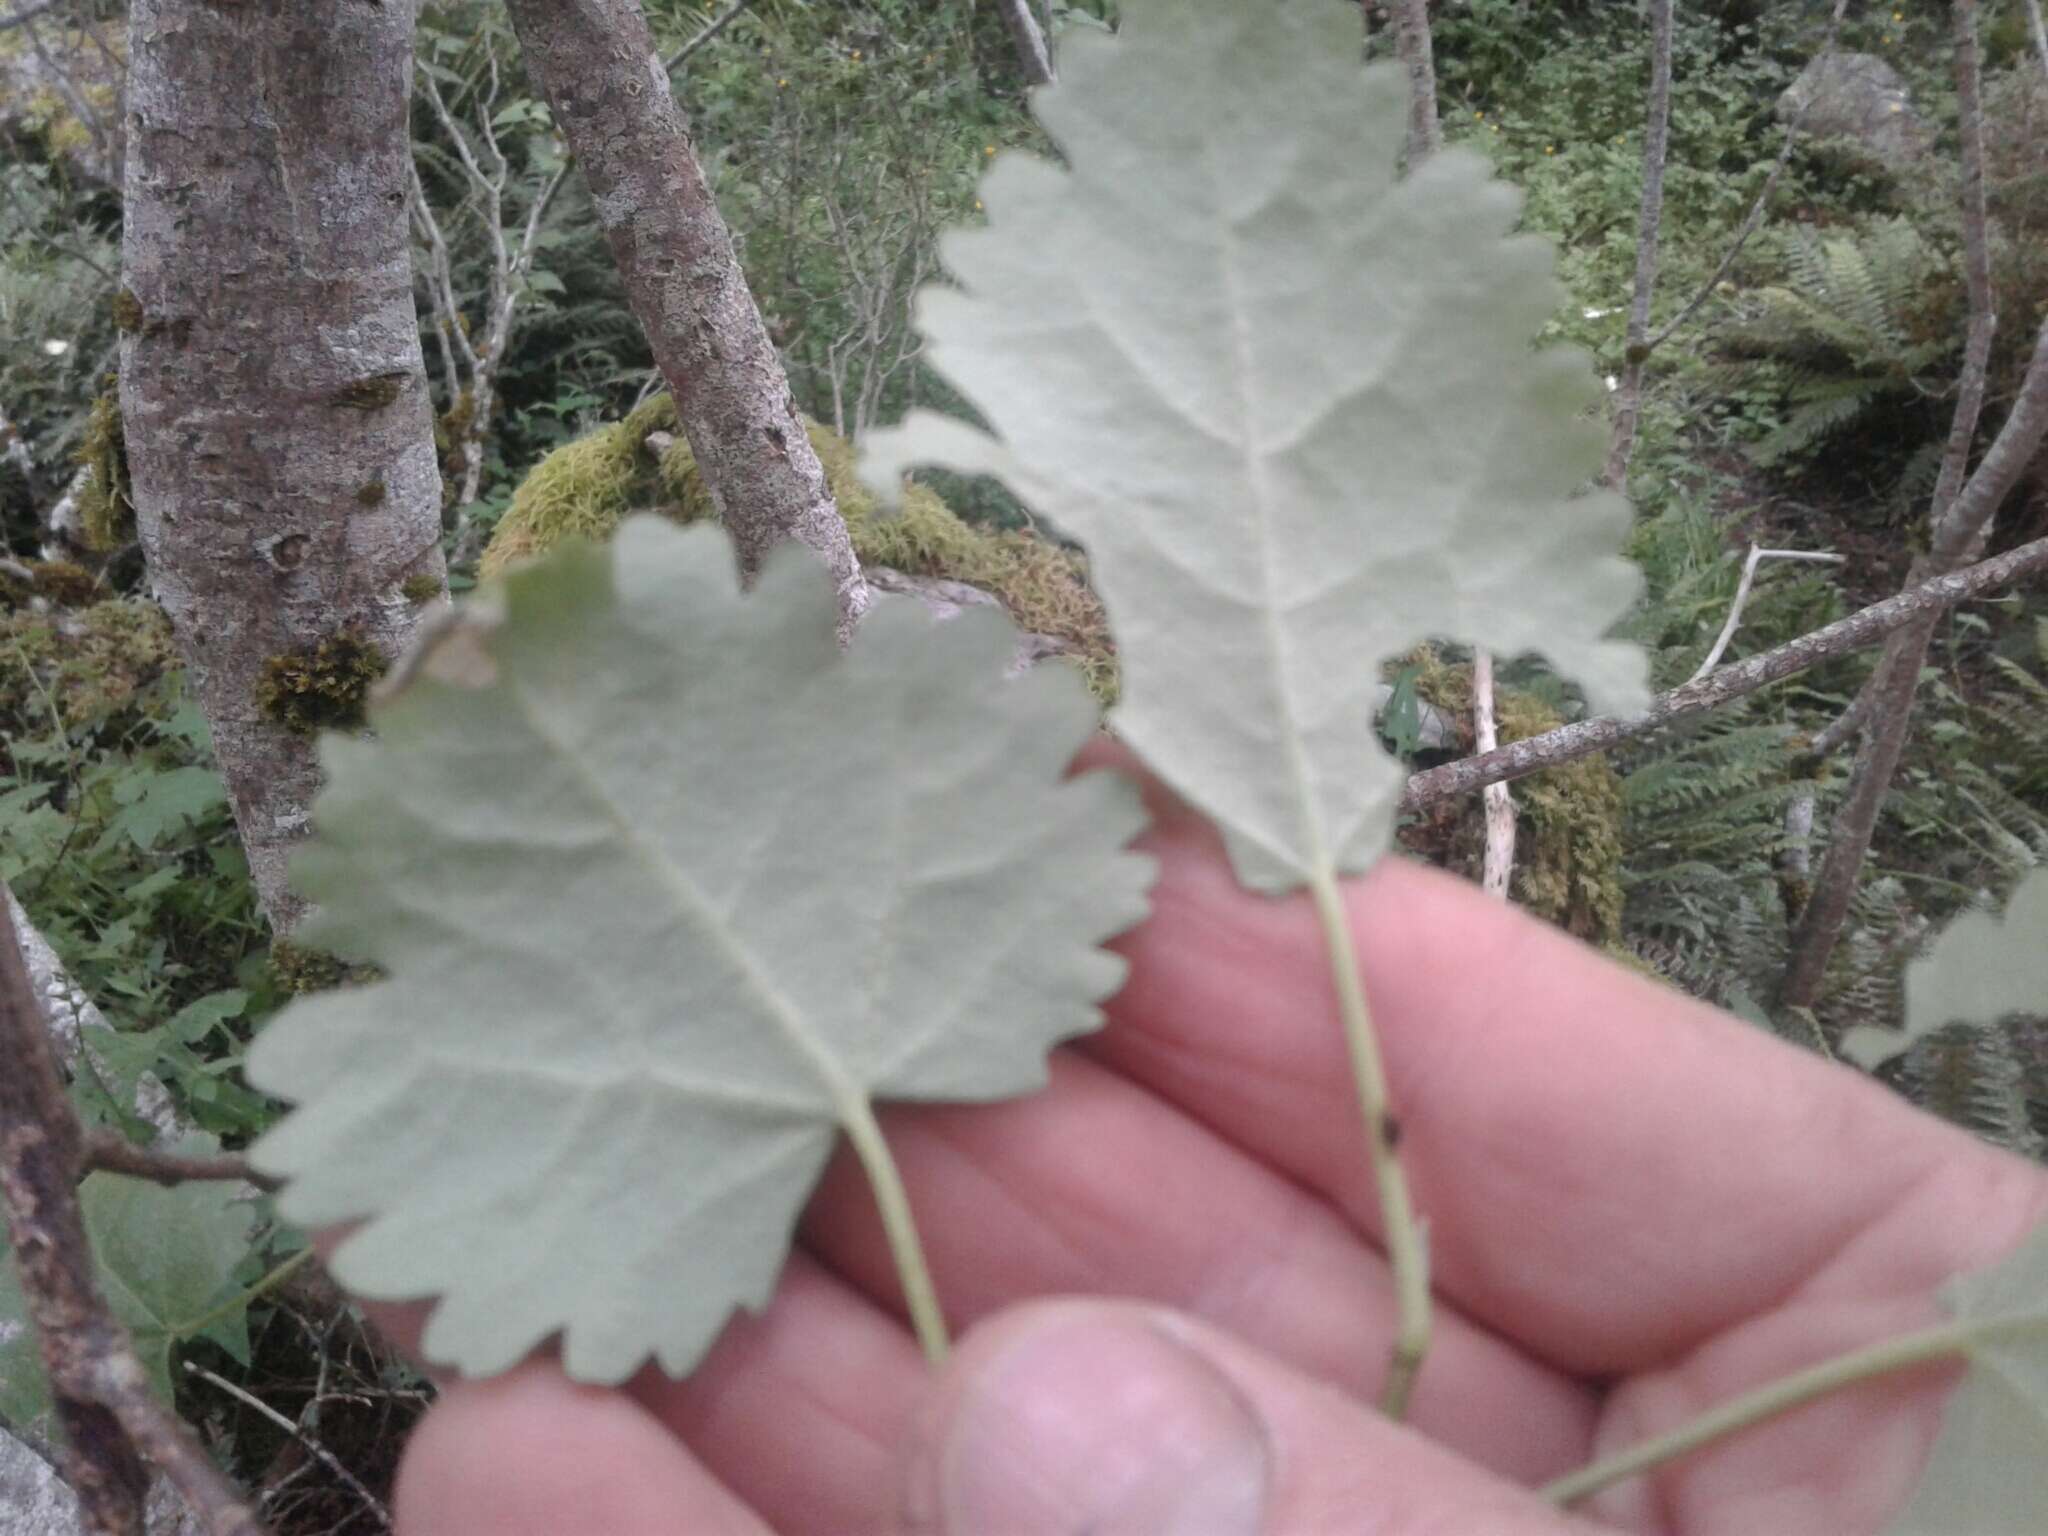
[
  {"left": 331, "top": 372, "right": 409, "bottom": 412},
  {"left": 1400, "top": 650, "right": 1625, "bottom": 945},
  {"left": 355, "top": 480, "right": 387, "bottom": 508},
  {"left": 111, "top": 288, "right": 144, "bottom": 334},
  {"left": 74, "top": 386, "right": 133, "bottom": 553},
  {"left": 267, "top": 939, "right": 380, "bottom": 995},
  {"left": 0, "top": 599, "right": 177, "bottom": 731},
  {"left": 8, "top": 559, "right": 97, "bottom": 606},
  {"left": 254, "top": 631, "right": 387, "bottom": 737},
  {"left": 484, "top": 394, "right": 1117, "bottom": 697},
  {"left": 400, "top": 572, "right": 443, "bottom": 604}
]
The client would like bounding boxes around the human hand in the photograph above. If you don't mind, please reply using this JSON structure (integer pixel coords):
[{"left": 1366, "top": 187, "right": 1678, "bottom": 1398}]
[{"left": 366, "top": 761, "right": 2048, "bottom": 1535}]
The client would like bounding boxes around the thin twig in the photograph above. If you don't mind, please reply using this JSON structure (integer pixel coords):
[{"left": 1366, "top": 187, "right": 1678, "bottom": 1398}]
[
  {"left": 185, "top": 1364, "right": 392, "bottom": 1533},
  {"left": 664, "top": 0, "right": 753, "bottom": 73},
  {"left": 1399, "top": 533, "right": 2048, "bottom": 813},
  {"left": 1688, "top": 545, "right": 1846, "bottom": 682},
  {"left": 0, "top": 1, "right": 59, "bottom": 35},
  {"left": 1603, "top": 0, "right": 1674, "bottom": 488},
  {"left": 1642, "top": 0, "right": 1851, "bottom": 356},
  {"left": 81, "top": 1129, "right": 272, "bottom": 1190}
]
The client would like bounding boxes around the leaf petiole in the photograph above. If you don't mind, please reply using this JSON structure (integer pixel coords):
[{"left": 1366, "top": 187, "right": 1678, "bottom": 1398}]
[
  {"left": 840, "top": 1093, "right": 950, "bottom": 1367},
  {"left": 1308, "top": 865, "right": 1430, "bottom": 1418},
  {"left": 1541, "top": 1314, "right": 2029, "bottom": 1507}
]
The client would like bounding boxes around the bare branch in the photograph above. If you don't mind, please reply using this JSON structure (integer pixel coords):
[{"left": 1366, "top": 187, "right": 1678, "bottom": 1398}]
[
  {"left": 184, "top": 1364, "right": 390, "bottom": 1532},
  {"left": 0, "top": 2, "right": 60, "bottom": 33},
  {"left": 1, "top": 888, "right": 266, "bottom": 1536},
  {"left": 79, "top": 1130, "right": 271, "bottom": 1190},
  {"left": 1389, "top": 0, "right": 1441, "bottom": 163},
  {"left": 1603, "top": 0, "right": 1674, "bottom": 489},
  {"left": 1643, "top": 0, "right": 1850, "bottom": 356},
  {"left": 1399, "top": 533, "right": 2048, "bottom": 814},
  {"left": 1780, "top": 0, "right": 2025, "bottom": 1010},
  {"left": 663, "top": 0, "right": 753, "bottom": 74},
  {"left": 1688, "top": 545, "right": 1846, "bottom": 683}
]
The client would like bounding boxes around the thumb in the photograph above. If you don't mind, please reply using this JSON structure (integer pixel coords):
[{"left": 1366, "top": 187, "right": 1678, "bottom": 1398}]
[{"left": 901, "top": 1300, "right": 1589, "bottom": 1535}]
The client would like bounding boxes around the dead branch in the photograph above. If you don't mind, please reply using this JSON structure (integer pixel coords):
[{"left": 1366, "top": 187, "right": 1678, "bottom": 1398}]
[
  {"left": 1399, "top": 532, "right": 2048, "bottom": 814},
  {"left": 663, "top": 0, "right": 753, "bottom": 73},
  {"left": 1603, "top": 0, "right": 1674, "bottom": 489},
  {"left": 0, "top": 888, "right": 265, "bottom": 1536}
]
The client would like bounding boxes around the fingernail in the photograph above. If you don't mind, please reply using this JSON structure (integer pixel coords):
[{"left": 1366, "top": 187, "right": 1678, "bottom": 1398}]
[{"left": 924, "top": 1308, "right": 1270, "bottom": 1536}]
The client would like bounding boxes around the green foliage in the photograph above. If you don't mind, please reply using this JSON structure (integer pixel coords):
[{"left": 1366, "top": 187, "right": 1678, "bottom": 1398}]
[
  {"left": 1714, "top": 219, "right": 1957, "bottom": 482},
  {"left": 246, "top": 521, "right": 1151, "bottom": 1380},
  {"left": 0, "top": 1139, "right": 258, "bottom": 1435}
]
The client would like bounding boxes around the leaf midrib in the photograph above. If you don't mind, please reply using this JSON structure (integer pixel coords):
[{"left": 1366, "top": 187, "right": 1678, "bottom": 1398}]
[{"left": 506, "top": 668, "right": 867, "bottom": 1123}]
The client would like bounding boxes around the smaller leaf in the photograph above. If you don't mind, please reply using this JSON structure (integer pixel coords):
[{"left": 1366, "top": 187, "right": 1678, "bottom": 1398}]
[
  {"left": 1882, "top": 1220, "right": 2048, "bottom": 1533},
  {"left": 1842, "top": 871, "right": 2048, "bottom": 1068}
]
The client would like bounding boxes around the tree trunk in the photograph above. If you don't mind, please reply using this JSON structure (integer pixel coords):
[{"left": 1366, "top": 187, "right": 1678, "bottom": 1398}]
[
  {"left": 1603, "top": 0, "right": 1674, "bottom": 490},
  {"left": 995, "top": 0, "right": 1056, "bottom": 87},
  {"left": 120, "top": 0, "right": 448, "bottom": 933},
  {"left": 1776, "top": 0, "right": 2047, "bottom": 1012},
  {"left": 1390, "top": 0, "right": 1441, "bottom": 163},
  {"left": 501, "top": 0, "right": 867, "bottom": 632}
]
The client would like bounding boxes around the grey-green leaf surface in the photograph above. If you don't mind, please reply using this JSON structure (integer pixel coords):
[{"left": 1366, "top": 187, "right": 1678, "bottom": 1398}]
[
  {"left": 1881, "top": 1219, "right": 2048, "bottom": 1534},
  {"left": 246, "top": 520, "right": 1153, "bottom": 1383},
  {"left": 0, "top": 1137, "right": 253, "bottom": 1434},
  {"left": 861, "top": 0, "right": 1647, "bottom": 890},
  {"left": 1841, "top": 869, "right": 2048, "bottom": 1068}
]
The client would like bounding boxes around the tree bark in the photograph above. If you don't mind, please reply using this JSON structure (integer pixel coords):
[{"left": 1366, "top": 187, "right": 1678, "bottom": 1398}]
[
  {"left": 994, "top": 0, "right": 1055, "bottom": 88},
  {"left": 501, "top": 0, "right": 867, "bottom": 632},
  {"left": 1603, "top": 0, "right": 1674, "bottom": 490},
  {"left": 120, "top": 0, "right": 448, "bottom": 933},
  {"left": 1389, "top": 0, "right": 1441, "bottom": 163},
  {"left": 1778, "top": 0, "right": 2037, "bottom": 1011}
]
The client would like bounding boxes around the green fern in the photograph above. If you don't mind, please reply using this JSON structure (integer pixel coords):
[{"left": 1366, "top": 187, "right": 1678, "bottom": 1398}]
[{"left": 1715, "top": 218, "right": 1959, "bottom": 479}]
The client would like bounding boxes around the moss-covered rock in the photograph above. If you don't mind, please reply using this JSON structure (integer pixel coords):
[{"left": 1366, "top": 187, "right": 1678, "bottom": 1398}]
[
  {"left": 0, "top": 598, "right": 177, "bottom": 734},
  {"left": 482, "top": 395, "right": 1116, "bottom": 696},
  {"left": 1394, "top": 650, "right": 1626, "bottom": 946}
]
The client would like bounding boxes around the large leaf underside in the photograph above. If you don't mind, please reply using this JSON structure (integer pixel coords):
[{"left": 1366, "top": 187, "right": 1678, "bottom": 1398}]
[
  {"left": 864, "top": 0, "right": 1647, "bottom": 889},
  {"left": 247, "top": 521, "right": 1152, "bottom": 1381}
]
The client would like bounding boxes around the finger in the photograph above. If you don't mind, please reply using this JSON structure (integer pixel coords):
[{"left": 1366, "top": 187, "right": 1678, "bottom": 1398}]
[
  {"left": 351, "top": 1243, "right": 931, "bottom": 1535},
  {"left": 804, "top": 1051, "right": 1596, "bottom": 1483},
  {"left": 900, "top": 1299, "right": 1585, "bottom": 1536},
  {"left": 1087, "top": 781, "right": 2046, "bottom": 1371},
  {"left": 393, "top": 1360, "right": 770, "bottom": 1536}
]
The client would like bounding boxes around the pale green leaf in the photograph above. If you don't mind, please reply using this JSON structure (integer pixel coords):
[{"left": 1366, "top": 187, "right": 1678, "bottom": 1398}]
[
  {"left": 0, "top": 1136, "right": 254, "bottom": 1435},
  {"left": 1842, "top": 870, "right": 2048, "bottom": 1068},
  {"left": 861, "top": 0, "right": 1647, "bottom": 890},
  {"left": 1882, "top": 1220, "right": 2048, "bottom": 1534},
  {"left": 246, "top": 520, "right": 1152, "bottom": 1382}
]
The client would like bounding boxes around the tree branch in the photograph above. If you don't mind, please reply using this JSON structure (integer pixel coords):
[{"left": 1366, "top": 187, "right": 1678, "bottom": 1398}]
[
  {"left": 0, "top": 887, "right": 265, "bottom": 1536},
  {"left": 1399, "top": 533, "right": 2048, "bottom": 813},
  {"left": 79, "top": 1131, "right": 270, "bottom": 1191},
  {"left": 1604, "top": 0, "right": 1675, "bottom": 488},
  {"left": 0, "top": 2, "right": 60, "bottom": 36},
  {"left": 663, "top": 0, "right": 752, "bottom": 74},
  {"left": 1642, "top": 0, "right": 1850, "bottom": 357}
]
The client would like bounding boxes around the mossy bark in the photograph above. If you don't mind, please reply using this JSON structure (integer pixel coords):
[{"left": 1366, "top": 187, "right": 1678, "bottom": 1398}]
[
  {"left": 501, "top": 0, "right": 866, "bottom": 633},
  {"left": 120, "top": 0, "right": 448, "bottom": 931}
]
